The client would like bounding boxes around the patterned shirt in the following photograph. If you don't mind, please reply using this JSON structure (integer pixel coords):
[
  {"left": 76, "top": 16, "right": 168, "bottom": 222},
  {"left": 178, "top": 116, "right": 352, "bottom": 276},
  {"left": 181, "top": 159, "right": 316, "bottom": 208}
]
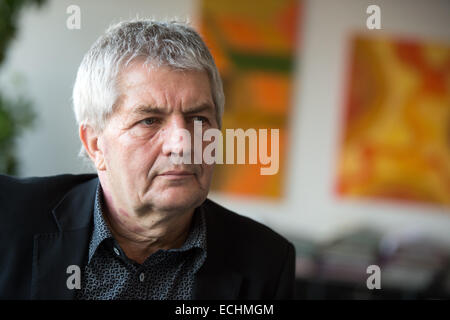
[{"left": 76, "top": 182, "right": 207, "bottom": 300}]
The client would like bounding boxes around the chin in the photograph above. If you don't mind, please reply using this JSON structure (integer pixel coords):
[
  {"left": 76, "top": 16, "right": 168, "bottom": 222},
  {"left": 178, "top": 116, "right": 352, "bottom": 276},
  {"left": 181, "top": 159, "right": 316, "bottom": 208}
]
[{"left": 153, "top": 189, "right": 206, "bottom": 212}]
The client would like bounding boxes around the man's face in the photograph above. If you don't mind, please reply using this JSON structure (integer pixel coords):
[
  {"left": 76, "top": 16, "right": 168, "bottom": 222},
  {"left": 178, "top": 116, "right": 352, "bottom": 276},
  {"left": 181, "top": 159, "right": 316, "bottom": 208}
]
[{"left": 98, "top": 62, "right": 218, "bottom": 215}]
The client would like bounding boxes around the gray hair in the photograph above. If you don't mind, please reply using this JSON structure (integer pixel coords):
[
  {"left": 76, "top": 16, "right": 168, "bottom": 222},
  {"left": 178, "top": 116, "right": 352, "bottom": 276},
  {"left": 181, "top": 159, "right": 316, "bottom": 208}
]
[{"left": 72, "top": 19, "right": 224, "bottom": 161}]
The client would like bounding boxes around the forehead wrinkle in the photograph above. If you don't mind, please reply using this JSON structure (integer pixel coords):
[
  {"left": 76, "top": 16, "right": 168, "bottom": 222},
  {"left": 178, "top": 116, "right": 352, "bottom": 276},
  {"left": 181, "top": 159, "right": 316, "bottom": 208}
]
[
  {"left": 117, "top": 64, "right": 215, "bottom": 120},
  {"left": 118, "top": 80, "right": 169, "bottom": 117}
]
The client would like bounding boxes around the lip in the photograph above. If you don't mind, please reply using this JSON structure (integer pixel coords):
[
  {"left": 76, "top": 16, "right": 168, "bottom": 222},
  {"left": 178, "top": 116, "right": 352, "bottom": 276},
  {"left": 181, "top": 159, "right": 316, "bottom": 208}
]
[
  {"left": 160, "top": 170, "right": 194, "bottom": 176},
  {"left": 157, "top": 171, "right": 195, "bottom": 179}
]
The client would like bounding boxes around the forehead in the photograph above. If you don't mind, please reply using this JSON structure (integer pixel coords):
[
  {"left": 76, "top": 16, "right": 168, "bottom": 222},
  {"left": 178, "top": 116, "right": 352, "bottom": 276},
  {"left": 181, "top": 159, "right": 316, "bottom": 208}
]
[{"left": 116, "top": 62, "right": 214, "bottom": 114}]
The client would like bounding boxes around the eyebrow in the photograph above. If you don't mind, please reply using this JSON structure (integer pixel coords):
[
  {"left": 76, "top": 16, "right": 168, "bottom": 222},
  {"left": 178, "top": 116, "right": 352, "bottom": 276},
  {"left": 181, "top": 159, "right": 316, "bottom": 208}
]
[
  {"left": 184, "top": 103, "right": 215, "bottom": 115},
  {"left": 132, "top": 103, "right": 215, "bottom": 117}
]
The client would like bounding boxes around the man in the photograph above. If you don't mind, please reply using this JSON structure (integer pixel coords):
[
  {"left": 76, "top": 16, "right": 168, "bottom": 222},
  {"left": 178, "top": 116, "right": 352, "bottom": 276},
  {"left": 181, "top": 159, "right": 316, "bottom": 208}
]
[{"left": 0, "top": 19, "right": 295, "bottom": 299}]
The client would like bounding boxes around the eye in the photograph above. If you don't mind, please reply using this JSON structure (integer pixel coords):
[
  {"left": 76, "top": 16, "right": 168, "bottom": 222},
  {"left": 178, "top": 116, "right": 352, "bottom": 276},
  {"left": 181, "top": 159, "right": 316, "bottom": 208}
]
[
  {"left": 139, "top": 118, "right": 160, "bottom": 126},
  {"left": 191, "top": 116, "right": 209, "bottom": 124}
]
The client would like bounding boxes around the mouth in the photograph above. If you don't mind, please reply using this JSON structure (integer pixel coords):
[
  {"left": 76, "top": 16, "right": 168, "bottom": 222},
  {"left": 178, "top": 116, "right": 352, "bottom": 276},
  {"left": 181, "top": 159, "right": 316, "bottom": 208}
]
[{"left": 157, "top": 170, "right": 195, "bottom": 179}]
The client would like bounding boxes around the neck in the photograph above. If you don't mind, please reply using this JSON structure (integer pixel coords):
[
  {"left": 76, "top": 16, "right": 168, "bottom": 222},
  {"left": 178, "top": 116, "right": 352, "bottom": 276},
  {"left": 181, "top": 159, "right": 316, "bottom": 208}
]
[{"left": 100, "top": 186, "right": 195, "bottom": 264}]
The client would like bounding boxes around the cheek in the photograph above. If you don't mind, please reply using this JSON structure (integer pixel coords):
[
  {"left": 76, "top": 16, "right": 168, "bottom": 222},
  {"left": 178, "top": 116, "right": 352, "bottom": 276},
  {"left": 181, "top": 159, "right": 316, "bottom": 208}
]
[
  {"left": 106, "top": 131, "right": 162, "bottom": 172},
  {"left": 103, "top": 138, "right": 131, "bottom": 169}
]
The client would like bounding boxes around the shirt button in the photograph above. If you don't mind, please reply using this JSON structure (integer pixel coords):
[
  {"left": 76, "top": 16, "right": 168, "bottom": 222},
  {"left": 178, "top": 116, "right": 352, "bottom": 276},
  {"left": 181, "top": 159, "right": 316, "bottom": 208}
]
[
  {"left": 113, "top": 247, "right": 120, "bottom": 256},
  {"left": 139, "top": 272, "right": 145, "bottom": 282}
]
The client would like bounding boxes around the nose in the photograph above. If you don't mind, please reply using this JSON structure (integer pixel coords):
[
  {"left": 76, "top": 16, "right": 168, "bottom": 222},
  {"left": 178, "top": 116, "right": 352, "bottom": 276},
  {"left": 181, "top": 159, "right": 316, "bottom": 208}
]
[{"left": 161, "top": 116, "right": 192, "bottom": 159}]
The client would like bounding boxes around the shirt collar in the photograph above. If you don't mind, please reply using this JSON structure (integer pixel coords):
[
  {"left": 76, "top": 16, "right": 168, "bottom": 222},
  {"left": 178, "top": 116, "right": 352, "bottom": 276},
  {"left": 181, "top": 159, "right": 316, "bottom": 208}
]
[{"left": 87, "top": 181, "right": 207, "bottom": 264}]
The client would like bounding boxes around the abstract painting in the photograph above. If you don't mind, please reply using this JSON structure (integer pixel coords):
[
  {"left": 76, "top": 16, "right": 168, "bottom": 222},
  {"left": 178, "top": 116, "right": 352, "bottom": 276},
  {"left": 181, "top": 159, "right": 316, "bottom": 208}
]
[
  {"left": 336, "top": 35, "right": 450, "bottom": 207},
  {"left": 199, "top": 0, "right": 302, "bottom": 198}
]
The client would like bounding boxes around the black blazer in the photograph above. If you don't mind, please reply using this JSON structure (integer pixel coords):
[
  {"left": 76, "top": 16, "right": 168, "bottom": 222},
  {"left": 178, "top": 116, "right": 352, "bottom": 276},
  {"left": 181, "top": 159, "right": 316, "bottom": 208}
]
[{"left": 0, "top": 174, "right": 295, "bottom": 300}]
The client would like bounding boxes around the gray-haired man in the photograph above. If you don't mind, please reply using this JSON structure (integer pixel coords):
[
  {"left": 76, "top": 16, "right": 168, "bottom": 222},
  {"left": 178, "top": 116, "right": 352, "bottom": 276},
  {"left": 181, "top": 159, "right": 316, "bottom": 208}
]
[{"left": 0, "top": 19, "right": 295, "bottom": 300}]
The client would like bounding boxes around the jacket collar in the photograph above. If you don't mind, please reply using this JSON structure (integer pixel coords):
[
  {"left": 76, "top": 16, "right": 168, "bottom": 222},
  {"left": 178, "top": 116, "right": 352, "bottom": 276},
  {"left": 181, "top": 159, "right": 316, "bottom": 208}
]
[
  {"left": 52, "top": 176, "right": 98, "bottom": 231},
  {"left": 31, "top": 176, "right": 98, "bottom": 299},
  {"left": 193, "top": 201, "right": 243, "bottom": 299}
]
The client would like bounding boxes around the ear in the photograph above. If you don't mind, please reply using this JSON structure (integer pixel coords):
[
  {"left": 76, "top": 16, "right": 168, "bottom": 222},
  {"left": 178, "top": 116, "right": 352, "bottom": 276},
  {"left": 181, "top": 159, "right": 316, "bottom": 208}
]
[{"left": 79, "top": 124, "right": 106, "bottom": 171}]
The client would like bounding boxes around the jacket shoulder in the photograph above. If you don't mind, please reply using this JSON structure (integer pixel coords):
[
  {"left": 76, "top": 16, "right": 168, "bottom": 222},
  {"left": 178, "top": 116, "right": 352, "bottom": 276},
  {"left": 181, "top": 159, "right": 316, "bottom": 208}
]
[
  {"left": 202, "top": 198, "right": 296, "bottom": 298},
  {"left": 0, "top": 173, "right": 97, "bottom": 228},
  {"left": 0, "top": 173, "right": 97, "bottom": 197},
  {"left": 203, "top": 198, "right": 294, "bottom": 257}
]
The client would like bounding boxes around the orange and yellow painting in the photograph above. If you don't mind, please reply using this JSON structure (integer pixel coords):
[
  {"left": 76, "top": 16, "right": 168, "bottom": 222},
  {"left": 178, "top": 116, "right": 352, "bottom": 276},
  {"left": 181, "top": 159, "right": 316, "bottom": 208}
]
[
  {"left": 199, "top": 0, "right": 301, "bottom": 198},
  {"left": 336, "top": 35, "right": 450, "bottom": 207}
]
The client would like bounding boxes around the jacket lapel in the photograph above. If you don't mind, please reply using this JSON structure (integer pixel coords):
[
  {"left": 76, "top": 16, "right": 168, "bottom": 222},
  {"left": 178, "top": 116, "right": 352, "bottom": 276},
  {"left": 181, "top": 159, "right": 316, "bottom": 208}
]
[
  {"left": 193, "top": 270, "right": 243, "bottom": 299},
  {"left": 193, "top": 203, "right": 243, "bottom": 299},
  {"left": 31, "top": 177, "right": 98, "bottom": 299}
]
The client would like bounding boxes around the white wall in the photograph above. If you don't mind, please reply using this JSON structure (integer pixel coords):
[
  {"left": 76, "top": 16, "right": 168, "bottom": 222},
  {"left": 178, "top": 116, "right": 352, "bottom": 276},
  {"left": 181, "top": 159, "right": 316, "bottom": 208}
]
[
  {"left": 1, "top": 0, "right": 195, "bottom": 176},
  {"left": 2, "top": 0, "right": 449, "bottom": 244}
]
